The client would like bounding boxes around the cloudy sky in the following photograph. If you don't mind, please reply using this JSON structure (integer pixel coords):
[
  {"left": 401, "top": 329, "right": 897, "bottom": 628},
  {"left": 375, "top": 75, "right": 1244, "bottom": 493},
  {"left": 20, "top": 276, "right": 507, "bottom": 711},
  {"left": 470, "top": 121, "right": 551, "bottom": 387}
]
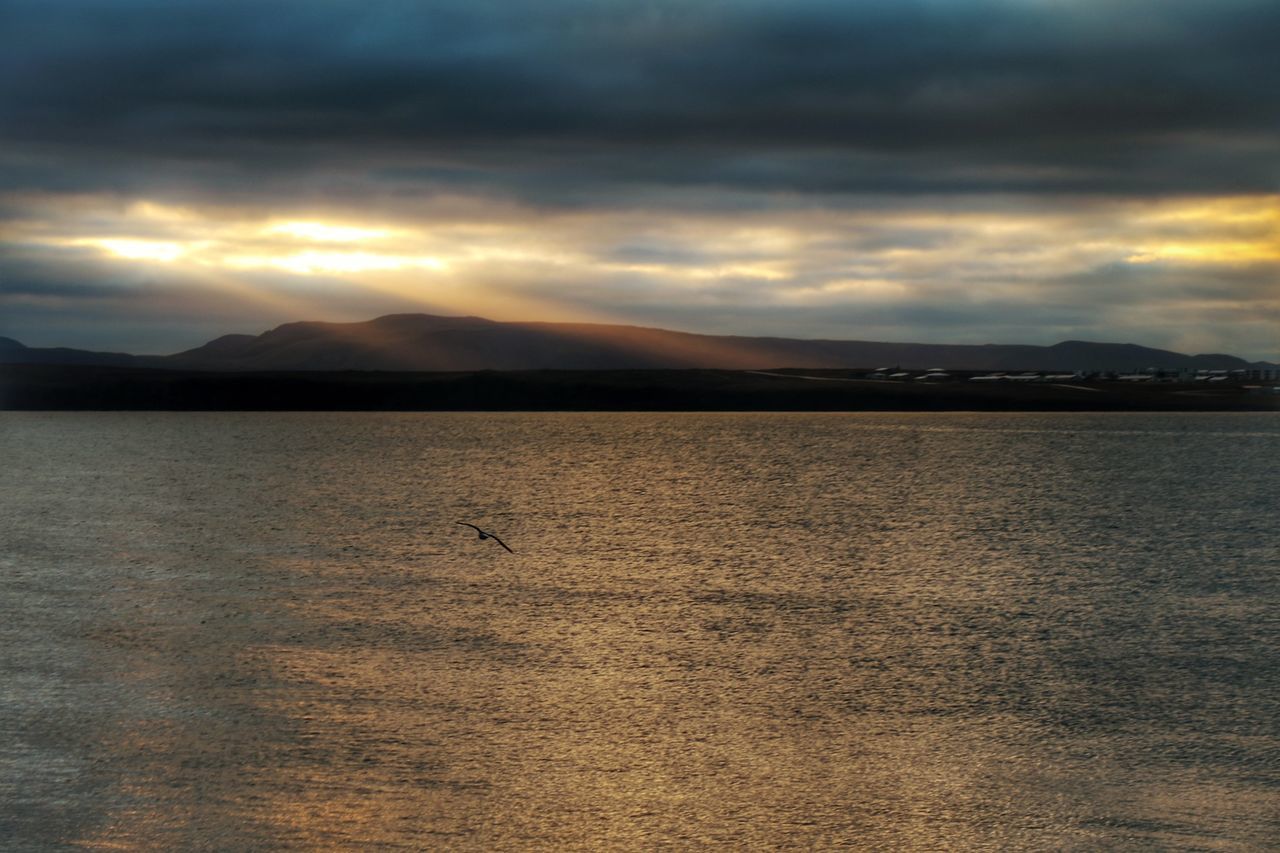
[{"left": 2, "top": 0, "right": 1277, "bottom": 359}]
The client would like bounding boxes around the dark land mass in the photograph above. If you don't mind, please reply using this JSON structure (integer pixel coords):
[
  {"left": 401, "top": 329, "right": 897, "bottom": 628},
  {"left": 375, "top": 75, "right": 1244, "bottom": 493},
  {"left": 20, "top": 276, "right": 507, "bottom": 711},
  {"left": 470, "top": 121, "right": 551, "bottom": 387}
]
[
  {"left": 3, "top": 314, "right": 1274, "bottom": 373},
  {"left": 3, "top": 363, "right": 1276, "bottom": 412},
  {"left": 0, "top": 335, "right": 150, "bottom": 368}
]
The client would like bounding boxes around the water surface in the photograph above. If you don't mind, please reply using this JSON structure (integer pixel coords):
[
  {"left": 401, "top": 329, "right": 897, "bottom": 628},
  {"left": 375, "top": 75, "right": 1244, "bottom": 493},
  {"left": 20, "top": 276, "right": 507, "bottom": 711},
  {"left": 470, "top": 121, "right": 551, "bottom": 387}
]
[{"left": 2, "top": 413, "right": 1277, "bottom": 849}]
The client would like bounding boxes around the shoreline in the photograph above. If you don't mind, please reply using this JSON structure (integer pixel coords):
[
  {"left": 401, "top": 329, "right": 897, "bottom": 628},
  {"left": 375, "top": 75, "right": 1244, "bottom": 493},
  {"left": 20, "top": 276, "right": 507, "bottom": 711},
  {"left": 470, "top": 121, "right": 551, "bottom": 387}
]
[{"left": 4, "top": 363, "right": 1277, "bottom": 412}]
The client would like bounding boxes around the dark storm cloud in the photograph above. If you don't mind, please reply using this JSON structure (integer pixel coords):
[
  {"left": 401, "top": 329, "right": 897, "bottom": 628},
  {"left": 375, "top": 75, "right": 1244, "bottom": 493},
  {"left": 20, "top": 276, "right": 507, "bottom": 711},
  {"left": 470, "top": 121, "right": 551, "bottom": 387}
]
[{"left": 2, "top": 0, "right": 1277, "bottom": 201}]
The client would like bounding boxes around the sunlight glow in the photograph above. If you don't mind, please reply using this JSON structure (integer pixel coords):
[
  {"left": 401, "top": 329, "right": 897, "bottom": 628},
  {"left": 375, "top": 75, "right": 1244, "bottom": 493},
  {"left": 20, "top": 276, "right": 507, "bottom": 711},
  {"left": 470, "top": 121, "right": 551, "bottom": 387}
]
[
  {"left": 45, "top": 195, "right": 1280, "bottom": 286},
  {"left": 1134, "top": 197, "right": 1280, "bottom": 225},
  {"left": 266, "top": 221, "right": 395, "bottom": 242},
  {"left": 225, "top": 252, "right": 448, "bottom": 275},
  {"left": 127, "top": 201, "right": 198, "bottom": 222},
  {"left": 18, "top": 193, "right": 1279, "bottom": 361},
  {"left": 73, "top": 238, "right": 188, "bottom": 262},
  {"left": 1126, "top": 241, "right": 1280, "bottom": 264}
]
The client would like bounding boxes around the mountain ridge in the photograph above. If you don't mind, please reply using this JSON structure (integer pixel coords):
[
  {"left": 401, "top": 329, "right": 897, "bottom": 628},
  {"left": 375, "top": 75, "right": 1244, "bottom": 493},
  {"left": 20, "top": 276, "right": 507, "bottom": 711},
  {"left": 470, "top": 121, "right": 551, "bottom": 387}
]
[{"left": 3, "top": 314, "right": 1275, "bottom": 373}]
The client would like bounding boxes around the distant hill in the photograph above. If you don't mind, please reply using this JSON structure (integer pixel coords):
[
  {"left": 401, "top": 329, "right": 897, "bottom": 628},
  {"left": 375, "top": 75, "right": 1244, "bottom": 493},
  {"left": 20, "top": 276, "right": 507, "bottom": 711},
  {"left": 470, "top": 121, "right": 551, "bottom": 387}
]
[
  {"left": 3, "top": 314, "right": 1274, "bottom": 372},
  {"left": 0, "top": 336, "right": 155, "bottom": 368}
]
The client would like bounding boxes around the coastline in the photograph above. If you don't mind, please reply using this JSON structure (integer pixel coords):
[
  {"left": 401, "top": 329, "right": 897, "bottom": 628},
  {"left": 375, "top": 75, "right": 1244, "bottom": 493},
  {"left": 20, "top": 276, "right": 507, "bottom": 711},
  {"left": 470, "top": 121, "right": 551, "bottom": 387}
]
[{"left": 3, "top": 363, "right": 1276, "bottom": 412}]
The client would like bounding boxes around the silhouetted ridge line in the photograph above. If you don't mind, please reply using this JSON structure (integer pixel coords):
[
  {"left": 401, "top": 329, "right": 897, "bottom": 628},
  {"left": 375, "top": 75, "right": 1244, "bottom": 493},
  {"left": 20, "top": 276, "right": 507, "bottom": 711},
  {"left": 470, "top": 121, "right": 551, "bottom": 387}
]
[{"left": 4, "top": 314, "right": 1275, "bottom": 372}]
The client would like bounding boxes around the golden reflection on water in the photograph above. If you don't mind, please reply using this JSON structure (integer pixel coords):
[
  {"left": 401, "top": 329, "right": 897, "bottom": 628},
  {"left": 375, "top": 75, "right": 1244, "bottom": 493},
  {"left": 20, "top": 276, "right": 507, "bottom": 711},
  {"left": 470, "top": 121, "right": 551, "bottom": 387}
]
[{"left": 4, "top": 413, "right": 1278, "bottom": 849}]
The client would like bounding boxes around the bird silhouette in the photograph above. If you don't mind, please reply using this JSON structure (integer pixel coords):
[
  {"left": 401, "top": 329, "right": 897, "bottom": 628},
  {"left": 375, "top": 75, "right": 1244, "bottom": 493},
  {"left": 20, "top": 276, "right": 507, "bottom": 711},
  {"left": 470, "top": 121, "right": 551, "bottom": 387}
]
[{"left": 456, "top": 522, "right": 514, "bottom": 553}]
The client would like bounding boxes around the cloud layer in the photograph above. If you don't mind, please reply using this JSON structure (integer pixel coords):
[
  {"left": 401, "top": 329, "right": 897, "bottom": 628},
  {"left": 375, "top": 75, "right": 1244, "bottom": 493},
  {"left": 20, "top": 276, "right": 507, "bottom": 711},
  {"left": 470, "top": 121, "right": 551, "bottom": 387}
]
[{"left": 2, "top": 0, "right": 1277, "bottom": 358}]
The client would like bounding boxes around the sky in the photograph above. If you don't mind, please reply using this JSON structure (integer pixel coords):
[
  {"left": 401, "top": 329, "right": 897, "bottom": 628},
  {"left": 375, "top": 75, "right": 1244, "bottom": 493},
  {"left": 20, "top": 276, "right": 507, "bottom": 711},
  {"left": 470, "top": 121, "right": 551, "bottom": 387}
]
[{"left": 1, "top": 0, "right": 1277, "bottom": 359}]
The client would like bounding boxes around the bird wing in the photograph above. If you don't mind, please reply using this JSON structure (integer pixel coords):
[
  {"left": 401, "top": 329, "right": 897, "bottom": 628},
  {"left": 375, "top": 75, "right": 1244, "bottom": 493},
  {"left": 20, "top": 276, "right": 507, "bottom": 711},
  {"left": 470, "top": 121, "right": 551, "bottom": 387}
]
[{"left": 457, "top": 521, "right": 513, "bottom": 552}]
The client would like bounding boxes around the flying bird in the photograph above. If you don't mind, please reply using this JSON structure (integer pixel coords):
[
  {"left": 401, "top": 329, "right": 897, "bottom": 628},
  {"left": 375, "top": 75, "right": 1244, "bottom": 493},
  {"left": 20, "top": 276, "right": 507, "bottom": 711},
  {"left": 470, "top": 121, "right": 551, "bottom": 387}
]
[{"left": 456, "top": 522, "right": 514, "bottom": 553}]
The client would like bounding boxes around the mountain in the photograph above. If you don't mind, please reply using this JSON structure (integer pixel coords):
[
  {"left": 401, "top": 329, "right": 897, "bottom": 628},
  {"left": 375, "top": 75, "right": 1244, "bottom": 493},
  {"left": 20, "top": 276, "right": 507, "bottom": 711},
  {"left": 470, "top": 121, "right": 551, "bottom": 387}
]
[
  {"left": 0, "top": 336, "right": 155, "bottom": 367},
  {"left": 160, "top": 315, "right": 1275, "bottom": 372},
  {"left": 3, "top": 314, "right": 1274, "bottom": 372}
]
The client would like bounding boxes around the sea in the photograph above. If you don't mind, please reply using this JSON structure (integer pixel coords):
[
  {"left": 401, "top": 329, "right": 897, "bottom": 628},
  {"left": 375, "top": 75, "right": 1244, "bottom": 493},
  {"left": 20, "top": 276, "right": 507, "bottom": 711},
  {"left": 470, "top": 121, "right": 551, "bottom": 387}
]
[{"left": 1, "top": 412, "right": 1277, "bottom": 850}]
